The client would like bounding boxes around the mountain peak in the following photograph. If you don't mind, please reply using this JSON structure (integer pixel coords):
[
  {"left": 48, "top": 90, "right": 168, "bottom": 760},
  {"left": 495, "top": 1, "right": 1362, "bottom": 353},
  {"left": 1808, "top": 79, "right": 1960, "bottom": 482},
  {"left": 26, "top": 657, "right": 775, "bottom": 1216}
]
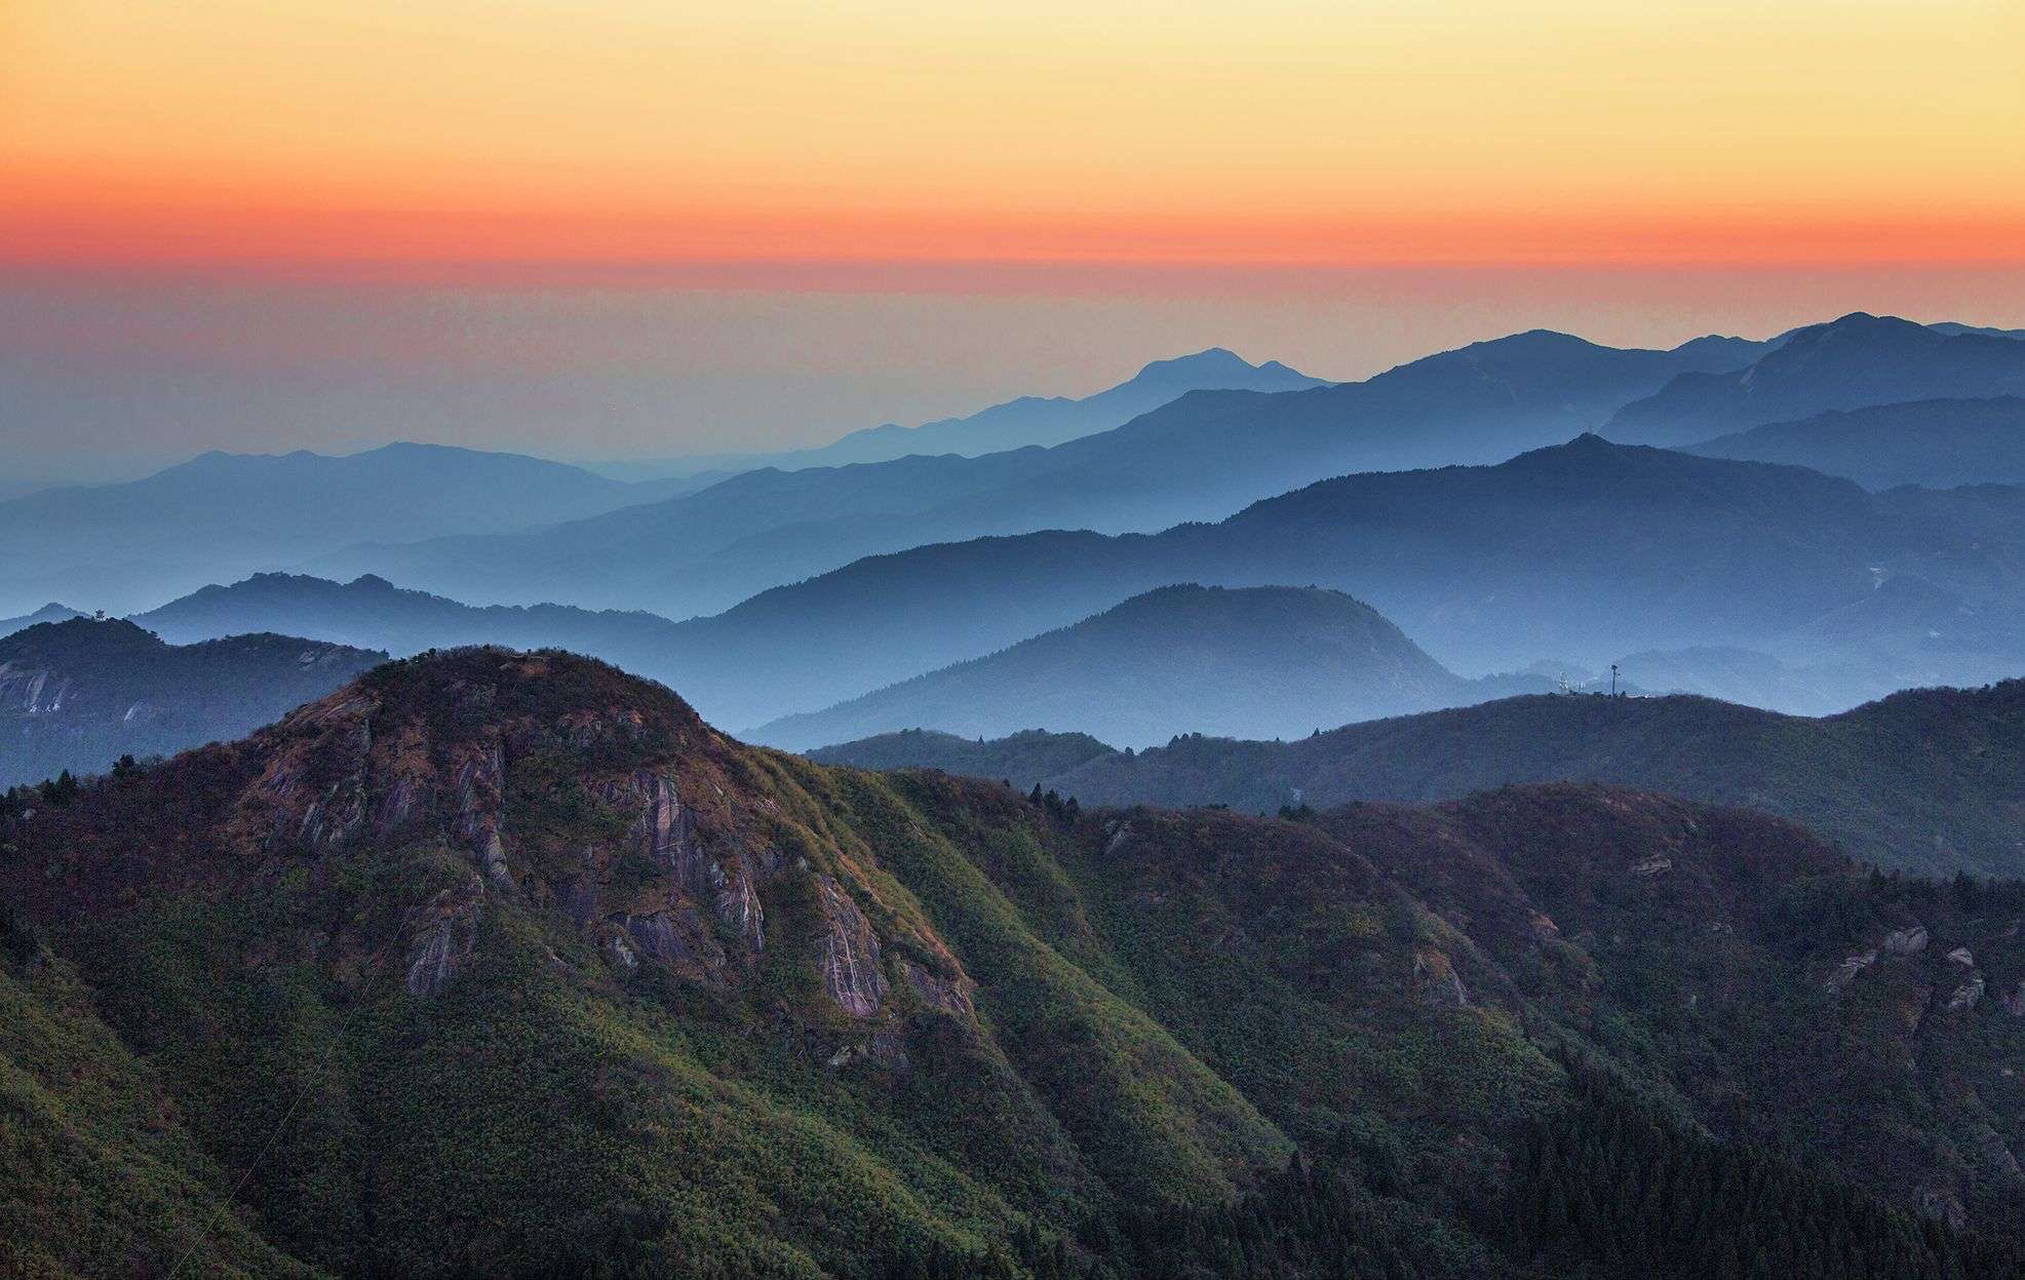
[
  {"left": 1794, "top": 312, "right": 1928, "bottom": 344},
  {"left": 1131, "top": 346, "right": 1255, "bottom": 381},
  {"left": 753, "top": 581, "right": 1459, "bottom": 750},
  {"left": 1483, "top": 328, "right": 1596, "bottom": 352},
  {"left": 1509, "top": 431, "right": 1638, "bottom": 464},
  {"left": 346, "top": 643, "right": 705, "bottom": 733}
]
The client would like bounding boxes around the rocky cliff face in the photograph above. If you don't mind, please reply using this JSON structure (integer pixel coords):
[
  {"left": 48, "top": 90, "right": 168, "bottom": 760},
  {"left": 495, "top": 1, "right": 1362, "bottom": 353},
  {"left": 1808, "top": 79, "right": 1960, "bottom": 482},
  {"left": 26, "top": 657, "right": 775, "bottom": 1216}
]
[{"left": 148, "top": 649, "right": 987, "bottom": 1080}]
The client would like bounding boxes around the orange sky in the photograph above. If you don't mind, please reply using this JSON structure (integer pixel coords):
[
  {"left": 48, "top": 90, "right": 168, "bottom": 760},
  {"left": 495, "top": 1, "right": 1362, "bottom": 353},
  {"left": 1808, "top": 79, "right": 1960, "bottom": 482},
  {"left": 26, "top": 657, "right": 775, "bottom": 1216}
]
[{"left": 5, "top": 0, "right": 2023, "bottom": 271}]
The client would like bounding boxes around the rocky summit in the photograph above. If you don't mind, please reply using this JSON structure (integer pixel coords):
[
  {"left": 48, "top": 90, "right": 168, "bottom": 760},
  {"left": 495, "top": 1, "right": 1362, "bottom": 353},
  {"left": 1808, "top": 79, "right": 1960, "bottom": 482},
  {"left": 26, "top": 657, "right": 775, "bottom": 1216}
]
[{"left": 6, "top": 649, "right": 2025, "bottom": 1278}]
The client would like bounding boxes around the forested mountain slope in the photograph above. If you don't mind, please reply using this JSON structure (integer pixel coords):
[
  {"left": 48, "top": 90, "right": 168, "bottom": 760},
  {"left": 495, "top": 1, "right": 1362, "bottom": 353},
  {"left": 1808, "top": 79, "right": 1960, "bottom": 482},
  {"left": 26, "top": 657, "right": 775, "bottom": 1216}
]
[
  {"left": 820, "top": 681, "right": 2025, "bottom": 877},
  {"left": 5, "top": 650, "right": 2025, "bottom": 1276}
]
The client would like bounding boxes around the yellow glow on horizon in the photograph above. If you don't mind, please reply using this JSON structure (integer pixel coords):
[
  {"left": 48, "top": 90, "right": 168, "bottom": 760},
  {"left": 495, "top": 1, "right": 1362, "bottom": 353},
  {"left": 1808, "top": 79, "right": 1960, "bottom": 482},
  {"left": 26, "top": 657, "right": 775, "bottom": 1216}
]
[{"left": 4, "top": 0, "right": 2022, "bottom": 267}]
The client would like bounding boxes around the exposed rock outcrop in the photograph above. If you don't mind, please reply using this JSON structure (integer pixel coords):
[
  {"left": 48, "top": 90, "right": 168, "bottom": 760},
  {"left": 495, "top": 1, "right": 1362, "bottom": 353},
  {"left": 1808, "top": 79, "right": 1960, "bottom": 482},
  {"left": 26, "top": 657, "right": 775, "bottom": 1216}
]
[
  {"left": 1974, "top": 1125, "right": 2022, "bottom": 1179},
  {"left": 1919, "top": 1187, "right": 1968, "bottom": 1230},
  {"left": 900, "top": 957, "right": 977, "bottom": 1018},
  {"left": 617, "top": 905, "right": 727, "bottom": 978},
  {"left": 707, "top": 854, "right": 765, "bottom": 952},
  {"left": 1947, "top": 976, "right": 1985, "bottom": 1012},
  {"left": 815, "top": 874, "right": 888, "bottom": 1018},
  {"left": 1825, "top": 950, "right": 1877, "bottom": 993},
  {"left": 1884, "top": 925, "right": 1929, "bottom": 955},
  {"left": 404, "top": 878, "right": 483, "bottom": 997},
  {"left": 1413, "top": 947, "right": 1469, "bottom": 1008}
]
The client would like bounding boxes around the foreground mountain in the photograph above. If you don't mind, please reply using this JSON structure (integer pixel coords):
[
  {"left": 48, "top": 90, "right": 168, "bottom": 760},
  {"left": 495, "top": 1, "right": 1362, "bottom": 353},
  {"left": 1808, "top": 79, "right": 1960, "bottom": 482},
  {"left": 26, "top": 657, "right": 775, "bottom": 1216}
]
[
  {"left": 0, "top": 618, "right": 384, "bottom": 786},
  {"left": 1609, "top": 315, "right": 2025, "bottom": 447},
  {"left": 6, "top": 650, "right": 2025, "bottom": 1276},
  {"left": 312, "top": 328, "right": 1765, "bottom": 617},
  {"left": 752, "top": 585, "right": 1477, "bottom": 749},
  {"left": 1686, "top": 396, "right": 2025, "bottom": 489},
  {"left": 0, "top": 443, "right": 687, "bottom": 617},
  {"left": 826, "top": 680, "right": 2025, "bottom": 877}
]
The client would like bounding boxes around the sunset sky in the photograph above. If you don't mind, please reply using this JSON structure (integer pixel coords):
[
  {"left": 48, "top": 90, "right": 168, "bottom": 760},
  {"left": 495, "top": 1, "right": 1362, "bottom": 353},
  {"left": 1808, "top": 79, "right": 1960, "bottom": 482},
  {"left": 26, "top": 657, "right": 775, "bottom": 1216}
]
[
  {"left": 7, "top": 0, "right": 2024, "bottom": 268},
  {"left": 3, "top": 0, "right": 2023, "bottom": 470}
]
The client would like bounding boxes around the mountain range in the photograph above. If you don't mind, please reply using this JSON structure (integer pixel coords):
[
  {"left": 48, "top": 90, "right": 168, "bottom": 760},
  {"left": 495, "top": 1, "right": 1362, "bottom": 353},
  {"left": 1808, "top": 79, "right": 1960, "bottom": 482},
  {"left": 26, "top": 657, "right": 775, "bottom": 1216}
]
[
  {"left": 131, "top": 435, "right": 2025, "bottom": 731},
  {"left": 675, "top": 435, "right": 2025, "bottom": 723},
  {"left": 0, "top": 618, "right": 384, "bottom": 786},
  {"left": 304, "top": 315, "right": 2025, "bottom": 624},
  {"left": 16, "top": 315, "right": 2019, "bottom": 634},
  {"left": 814, "top": 679, "right": 2025, "bottom": 877},
  {"left": 0, "top": 443, "right": 693, "bottom": 617},
  {"left": 1608, "top": 314, "right": 2025, "bottom": 446},
  {"left": 1687, "top": 396, "right": 2025, "bottom": 490},
  {"left": 583, "top": 347, "right": 1328, "bottom": 482},
  {"left": 307, "top": 327, "right": 1770, "bottom": 616}
]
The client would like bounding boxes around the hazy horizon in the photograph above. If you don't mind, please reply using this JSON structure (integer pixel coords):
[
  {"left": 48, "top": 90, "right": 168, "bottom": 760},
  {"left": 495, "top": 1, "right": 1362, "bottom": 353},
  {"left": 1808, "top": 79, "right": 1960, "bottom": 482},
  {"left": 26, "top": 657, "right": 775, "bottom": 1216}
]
[{"left": 7, "top": 260, "right": 2024, "bottom": 485}]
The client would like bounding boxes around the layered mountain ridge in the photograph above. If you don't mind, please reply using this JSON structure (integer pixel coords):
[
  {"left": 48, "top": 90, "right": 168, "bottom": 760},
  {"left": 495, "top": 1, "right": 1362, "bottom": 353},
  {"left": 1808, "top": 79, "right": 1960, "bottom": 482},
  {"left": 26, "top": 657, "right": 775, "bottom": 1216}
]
[
  {"left": 0, "top": 443, "right": 696, "bottom": 618},
  {"left": 129, "top": 437, "right": 2025, "bottom": 733},
  {"left": 309, "top": 328, "right": 1768, "bottom": 616},
  {"left": 1608, "top": 314, "right": 2025, "bottom": 446},
  {"left": 1687, "top": 396, "right": 2025, "bottom": 490},
  {"left": 814, "top": 679, "right": 2025, "bottom": 876}
]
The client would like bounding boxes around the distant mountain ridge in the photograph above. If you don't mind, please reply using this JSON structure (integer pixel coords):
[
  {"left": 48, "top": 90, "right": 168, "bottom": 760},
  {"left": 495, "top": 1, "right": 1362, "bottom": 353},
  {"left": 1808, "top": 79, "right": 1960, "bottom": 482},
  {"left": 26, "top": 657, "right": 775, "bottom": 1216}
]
[
  {"left": 0, "top": 603, "right": 83, "bottom": 638},
  {"left": 762, "top": 347, "right": 1332, "bottom": 468},
  {"left": 315, "top": 327, "right": 1768, "bottom": 617},
  {"left": 0, "top": 442, "right": 693, "bottom": 617},
  {"left": 660, "top": 435, "right": 2025, "bottom": 724},
  {"left": 1609, "top": 313, "right": 2025, "bottom": 446},
  {"left": 814, "top": 678, "right": 2025, "bottom": 877},
  {"left": 132, "top": 572, "right": 692, "bottom": 679},
  {"left": 1686, "top": 396, "right": 2025, "bottom": 490},
  {"left": 585, "top": 347, "right": 1330, "bottom": 480},
  {"left": 139, "top": 436, "right": 2025, "bottom": 731},
  {"left": 0, "top": 617, "right": 384, "bottom": 785},
  {"left": 751, "top": 585, "right": 1478, "bottom": 749}
]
